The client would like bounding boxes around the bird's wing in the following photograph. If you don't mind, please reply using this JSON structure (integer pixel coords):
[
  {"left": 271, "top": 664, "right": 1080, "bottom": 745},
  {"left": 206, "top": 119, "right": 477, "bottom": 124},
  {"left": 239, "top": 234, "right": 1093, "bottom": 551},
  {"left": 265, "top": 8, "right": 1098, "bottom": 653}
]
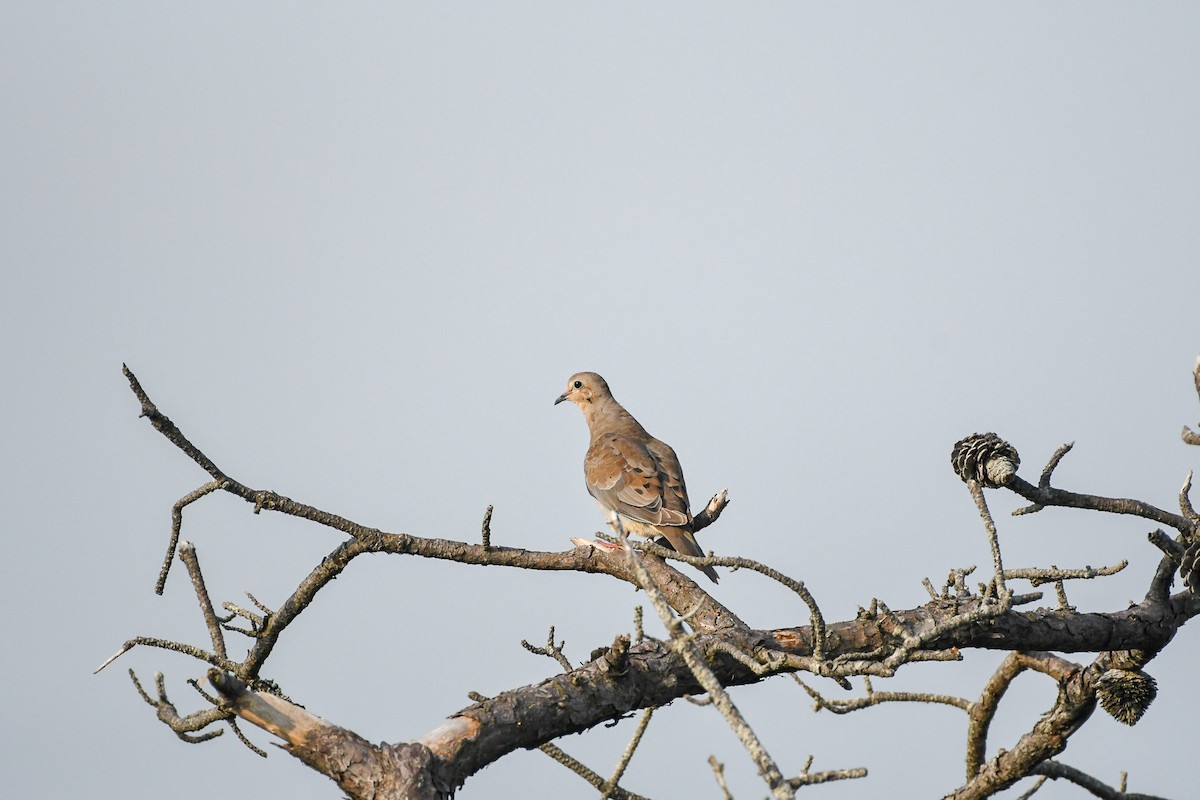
[
  {"left": 585, "top": 433, "right": 691, "bottom": 527},
  {"left": 642, "top": 436, "right": 691, "bottom": 522}
]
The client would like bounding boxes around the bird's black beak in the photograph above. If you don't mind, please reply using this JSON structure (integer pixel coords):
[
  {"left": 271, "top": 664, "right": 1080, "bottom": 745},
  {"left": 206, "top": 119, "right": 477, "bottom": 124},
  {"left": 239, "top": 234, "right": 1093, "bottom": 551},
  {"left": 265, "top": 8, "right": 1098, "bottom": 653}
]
[{"left": 554, "top": 392, "right": 568, "bottom": 406}]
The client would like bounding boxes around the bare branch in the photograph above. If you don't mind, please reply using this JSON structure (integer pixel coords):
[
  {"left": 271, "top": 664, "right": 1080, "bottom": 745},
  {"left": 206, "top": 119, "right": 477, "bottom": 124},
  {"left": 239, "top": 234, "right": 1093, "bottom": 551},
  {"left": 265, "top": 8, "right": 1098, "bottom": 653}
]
[
  {"left": 111, "top": 365, "right": 1200, "bottom": 798},
  {"left": 1181, "top": 471, "right": 1198, "bottom": 523},
  {"left": 967, "top": 479, "right": 1009, "bottom": 602},
  {"left": 1147, "top": 528, "right": 1185, "bottom": 559},
  {"left": 692, "top": 489, "right": 730, "bottom": 532},
  {"left": 599, "top": 707, "right": 656, "bottom": 800},
  {"left": 965, "top": 652, "right": 1027, "bottom": 779},
  {"left": 952, "top": 651, "right": 1099, "bottom": 799},
  {"left": 210, "top": 670, "right": 445, "bottom": 800},
  {"left": 1003, "top": 561, "right": 1127, "bottom": 587},
  {"left": 129, "top": 669, "right": 227, "bottom": 744},
  {"left": 1013, "top": 776, "right": 1048, "bottom": 799},
  {"left": 1039, "top": 442, "right": 1074, "bottom": 488},
  {"left": 521, "top": 626, "right": 572, "bottom": 672},
  {"left": 95, "top": 636, "right": 229, "bottom": 675},
  {"left": 228, "top": 718, "right": 269, "bottom": 758},
  {"left": 1185, "top": 427, "right": 1200, "bottom": 446},
  {"left": 786, "top": 762, "right": 868, "bottom": 788},
  {"left": 1033, "top": 759, "right": 1169, "bottom": 800},
  {"left": 795, "top": 675, "right": 970, "bottom": 715},
  {"left": 1007, "top": 469, "right": 1192, "bottom": 534},
  {"left": 177, "top": 541, "right": 226, "bottom": 661},
  {"left": 157, "top": 480, "right": 223, "bottom": 594},
  {"left": 123, "top": 364, "right": 372, "bottom": 540},
  {"left": 537, "top": 742, "right": 651, "bottom": 800},
  {"left": 708, "top": 755, "right": 733, "bottom": 800},
  {"left": 128, "top": 366, "right": 749, "bottom": 635},
  {"left": 221, "top": 600, "right": 266, "bottom": 638},
  {"left": 480, "top": 504, "right": 493, "bottom": 550},
  {"left": 1182, "top": 355, "right": 1200, "bottom": 445}
]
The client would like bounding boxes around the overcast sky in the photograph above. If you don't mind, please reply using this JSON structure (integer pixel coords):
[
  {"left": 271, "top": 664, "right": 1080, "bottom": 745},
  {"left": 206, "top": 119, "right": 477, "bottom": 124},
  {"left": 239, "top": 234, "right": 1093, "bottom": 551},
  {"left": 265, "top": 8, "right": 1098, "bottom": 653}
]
[{"left": 4, "top": 4, "right": 1199, "bottom": 798}]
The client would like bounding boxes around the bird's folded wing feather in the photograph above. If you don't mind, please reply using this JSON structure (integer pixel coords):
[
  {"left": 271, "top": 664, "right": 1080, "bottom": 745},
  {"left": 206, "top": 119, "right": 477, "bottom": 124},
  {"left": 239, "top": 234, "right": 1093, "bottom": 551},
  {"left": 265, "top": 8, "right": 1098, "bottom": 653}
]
[{"left": 585, "top": 434, "right": 691, "bottom": 526}]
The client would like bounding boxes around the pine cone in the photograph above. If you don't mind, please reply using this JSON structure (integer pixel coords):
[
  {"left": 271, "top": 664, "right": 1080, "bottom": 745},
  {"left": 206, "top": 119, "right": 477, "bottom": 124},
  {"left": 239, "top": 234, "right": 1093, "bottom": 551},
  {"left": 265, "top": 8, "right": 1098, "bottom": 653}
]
[
  {"left": 1179, "top": 541, "right": 1200, "bottom": 593},
  {"left": 1096, "top": 668, "right": 1157, "bottom": 725},
  {"left": 950, "top": 433, "right": 1020, "bottom": 488}
]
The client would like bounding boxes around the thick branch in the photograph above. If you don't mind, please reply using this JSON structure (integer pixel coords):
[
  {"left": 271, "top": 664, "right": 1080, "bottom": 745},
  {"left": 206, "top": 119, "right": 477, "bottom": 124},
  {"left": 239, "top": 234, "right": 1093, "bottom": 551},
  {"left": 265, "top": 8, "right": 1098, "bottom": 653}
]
[
  {"left": 412, "top": 590, "right": 1199, "bottom": 790},
  {"left": 949, "top": 652, "right": 1092, "bottom": 799},
  {"left": 211, "top": 671, "right": 446, "bottom": 800}
]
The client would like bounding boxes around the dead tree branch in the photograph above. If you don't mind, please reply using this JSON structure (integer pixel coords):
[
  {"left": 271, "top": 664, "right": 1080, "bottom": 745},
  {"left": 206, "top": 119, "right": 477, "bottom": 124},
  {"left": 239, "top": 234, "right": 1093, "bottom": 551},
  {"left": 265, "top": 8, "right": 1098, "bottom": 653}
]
[
  {"left": 104, "top": 364, "right": 1200, "bottom": 798},
  {"left": 1032, "top": 760, "right": 1169, "bottom": 800}
]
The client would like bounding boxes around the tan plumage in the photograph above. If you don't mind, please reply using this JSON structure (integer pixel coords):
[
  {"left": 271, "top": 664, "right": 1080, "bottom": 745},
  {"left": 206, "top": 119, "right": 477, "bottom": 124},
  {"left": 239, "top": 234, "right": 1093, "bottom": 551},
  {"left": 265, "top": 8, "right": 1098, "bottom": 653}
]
[{"left": 556, "top": 372, "right": 719, "bottom": 583}]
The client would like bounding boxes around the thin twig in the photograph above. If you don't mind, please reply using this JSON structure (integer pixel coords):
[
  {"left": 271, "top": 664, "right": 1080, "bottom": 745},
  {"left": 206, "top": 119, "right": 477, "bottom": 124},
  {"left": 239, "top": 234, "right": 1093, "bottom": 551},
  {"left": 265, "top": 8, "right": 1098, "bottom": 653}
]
[
  {"left": 794, "top": 675, "right": 970, "bottom": 714},
  {"left": 537, "top": 742, "right": 650, "bottom": 800},
  {"left": 1033, "top": 759, "right": 1169, "bottom": 800},
  {"left": 1053, "top": 580, "right": 1070, "bottom": 609},
  {"left": 481, "top": 504, "right": 493, "bottom": 550},
  {"left": 128, "top": 669, "right": 228, "bottom": 743},
  {"left": 599, "top": 707, "right": 656, "bottom": 800},
  {"left": 787, "top": 765, "right": 868, "bottom": 787},
  {"left": 521, "top": 626, "right": 572, "bottom": 672},
  {"left": 177, "top": 541, "right": 226, "bottom": 661},
  {"left": 96, "top": 637, "right": 226, "bottom": 675},
  {"left": 1013, "top": 776, "right": 1048, "bottom": 799},
  {"left": 708, "top": 755, "right": 733, "bottom": 800},
  {"left": 221, "top": 601, "right": 265, "bottom": 637},
  {"left": 1003, "top": 561, "right": 1127, "bottom": 587},
  {"left": 157, "top": 480, "right": 224, "bottom": 594},
  {"left": 967, "top": 479, "right": 1008, "bottom": 602},
  {"left": 228, "top": 718, "right": 268, "bottom": 758},
  {"left": 1180, "top": 471, "right": 1198, "bottom": 523}
]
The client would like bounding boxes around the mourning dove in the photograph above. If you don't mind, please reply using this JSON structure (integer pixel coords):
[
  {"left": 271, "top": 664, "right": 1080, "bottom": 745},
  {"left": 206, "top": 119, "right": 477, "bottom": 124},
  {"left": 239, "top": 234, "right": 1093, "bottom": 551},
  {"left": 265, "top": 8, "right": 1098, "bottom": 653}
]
[{"left": 556, "top": 372, "right": 719, "bottom": 584}]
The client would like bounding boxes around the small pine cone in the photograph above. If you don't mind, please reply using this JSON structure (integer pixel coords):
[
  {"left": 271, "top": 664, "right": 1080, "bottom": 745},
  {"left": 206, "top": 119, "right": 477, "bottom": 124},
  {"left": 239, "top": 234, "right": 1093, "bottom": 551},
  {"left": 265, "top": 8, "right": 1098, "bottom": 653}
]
[
  {"left": 1096, "top": 668, "right": 1157, "bottom": 725},
  {"left": 951, "top": 433, "right": 1021, "bottom": 488},
  {"left": 1180, "top": 541, "right": 1200, "bottom": 593}
]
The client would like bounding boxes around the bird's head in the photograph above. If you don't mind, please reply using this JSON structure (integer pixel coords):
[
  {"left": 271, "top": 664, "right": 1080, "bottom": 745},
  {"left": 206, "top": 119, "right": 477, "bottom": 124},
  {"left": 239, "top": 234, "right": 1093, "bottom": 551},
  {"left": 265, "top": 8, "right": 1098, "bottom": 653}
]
[{"left": 555, "top": 372, "right": 611, "bottom": 408}]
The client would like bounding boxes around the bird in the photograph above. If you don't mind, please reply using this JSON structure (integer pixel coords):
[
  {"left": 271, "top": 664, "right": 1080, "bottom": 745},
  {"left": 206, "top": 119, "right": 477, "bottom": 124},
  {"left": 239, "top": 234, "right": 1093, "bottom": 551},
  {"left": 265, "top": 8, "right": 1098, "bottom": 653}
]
[{"left": 555, "top": 372, "right": 719, "bottom": 583}]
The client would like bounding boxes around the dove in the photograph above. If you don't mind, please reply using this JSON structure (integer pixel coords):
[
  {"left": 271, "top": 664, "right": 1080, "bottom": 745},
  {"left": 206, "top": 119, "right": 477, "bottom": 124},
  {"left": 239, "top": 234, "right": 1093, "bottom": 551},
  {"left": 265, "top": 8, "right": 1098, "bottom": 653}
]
[{"left": 555, "top": 372, "right": 719, "bottom": 583}]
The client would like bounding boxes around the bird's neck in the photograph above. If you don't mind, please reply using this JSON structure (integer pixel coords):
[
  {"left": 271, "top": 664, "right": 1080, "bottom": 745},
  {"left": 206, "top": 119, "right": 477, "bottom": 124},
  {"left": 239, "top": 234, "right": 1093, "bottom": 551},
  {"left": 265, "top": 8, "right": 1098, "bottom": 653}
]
[{"left": 583, "top": 396, "right": 648, "bottom": 439}]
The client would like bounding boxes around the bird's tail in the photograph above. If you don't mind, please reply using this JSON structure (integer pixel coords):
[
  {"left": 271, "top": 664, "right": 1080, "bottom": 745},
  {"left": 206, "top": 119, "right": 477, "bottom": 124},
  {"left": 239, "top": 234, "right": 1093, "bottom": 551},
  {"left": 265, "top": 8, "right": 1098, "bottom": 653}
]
[{"left": 659, "top": 529, "right": 719, "bottom": 584}]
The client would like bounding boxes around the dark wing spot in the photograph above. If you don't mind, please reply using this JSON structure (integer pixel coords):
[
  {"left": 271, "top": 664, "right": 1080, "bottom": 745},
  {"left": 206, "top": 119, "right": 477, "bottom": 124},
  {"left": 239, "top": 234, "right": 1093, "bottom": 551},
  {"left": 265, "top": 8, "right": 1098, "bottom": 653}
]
[
  {"left": 642, "top": 482, "right": 651, "bottom": 489},
  {"left": 635, "top": 488, "right": 645, "bottom": 495}
]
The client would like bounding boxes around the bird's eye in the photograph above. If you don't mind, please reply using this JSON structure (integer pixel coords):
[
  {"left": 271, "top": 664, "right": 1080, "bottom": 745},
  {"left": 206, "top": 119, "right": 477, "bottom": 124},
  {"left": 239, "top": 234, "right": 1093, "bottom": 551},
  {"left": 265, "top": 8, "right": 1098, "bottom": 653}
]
[{"left": 573, "top": 380, "right": 582, "bottom": 389}]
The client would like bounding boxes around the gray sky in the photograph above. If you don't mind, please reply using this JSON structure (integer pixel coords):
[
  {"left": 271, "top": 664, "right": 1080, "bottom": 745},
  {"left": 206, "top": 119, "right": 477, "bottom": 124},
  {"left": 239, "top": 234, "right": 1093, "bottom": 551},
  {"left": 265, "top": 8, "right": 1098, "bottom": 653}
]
[{"left": 4, "top": 4, "right": 1198, "bottom": 798}]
